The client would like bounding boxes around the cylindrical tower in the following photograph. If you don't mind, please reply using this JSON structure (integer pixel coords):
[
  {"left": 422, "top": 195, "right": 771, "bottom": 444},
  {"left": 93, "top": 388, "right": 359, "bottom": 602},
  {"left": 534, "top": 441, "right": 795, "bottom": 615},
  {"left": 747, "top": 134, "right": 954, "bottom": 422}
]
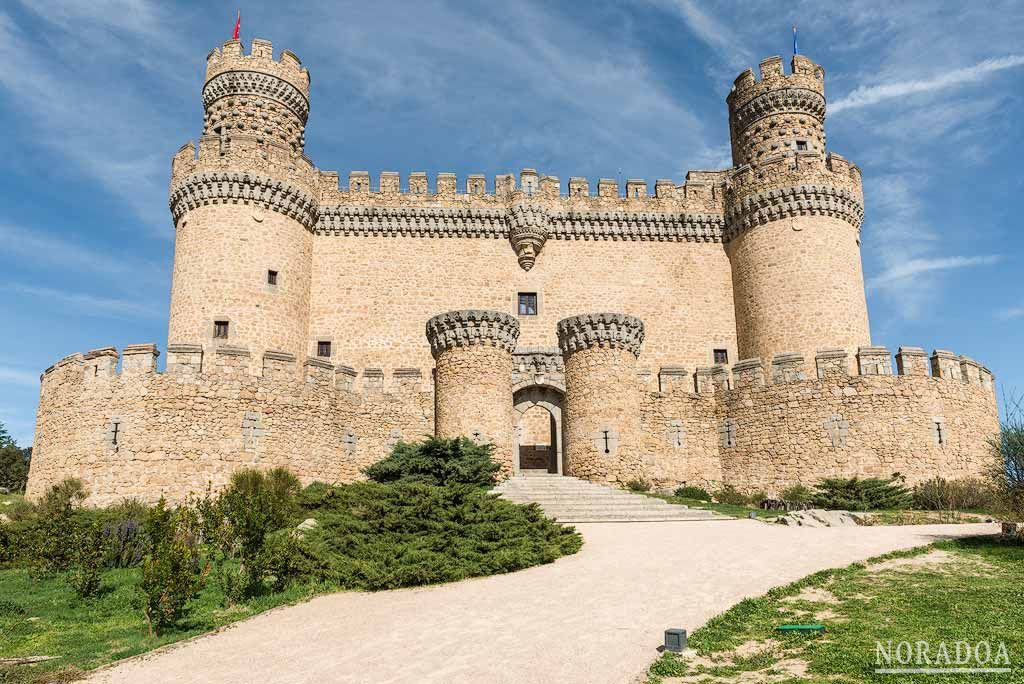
[
  {"left": 426, "top": 310, "right": 520, "bottom": 474},
  {"left": 167, "top": 38, "right": 316, "bottom": 365},
  {"left": 557, "top": 313, "right": 645, "bottom": 484},
  {"left": 725, "top": 55, "right": 869, "bottom": 365}
]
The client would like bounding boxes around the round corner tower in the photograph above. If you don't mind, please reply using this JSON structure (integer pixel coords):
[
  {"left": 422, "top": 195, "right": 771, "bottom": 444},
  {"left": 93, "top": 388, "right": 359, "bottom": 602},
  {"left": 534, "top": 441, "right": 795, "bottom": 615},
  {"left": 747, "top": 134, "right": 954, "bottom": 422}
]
[
  {"left": 426, "top": 310, "right": 520, "bottom": 474},
  {"left": 167, "top": 38, "right": 317, "bottom": 365},
  {"left": 724, "top": 54, "right": 870, "bottom": 366}
]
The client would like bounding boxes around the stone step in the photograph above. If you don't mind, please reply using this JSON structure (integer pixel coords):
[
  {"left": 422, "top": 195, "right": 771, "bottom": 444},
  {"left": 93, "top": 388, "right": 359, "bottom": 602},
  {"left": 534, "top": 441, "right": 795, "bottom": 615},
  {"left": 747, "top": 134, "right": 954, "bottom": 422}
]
[{"left": 492, "top": 475, "right": 729, "bottom": 523}]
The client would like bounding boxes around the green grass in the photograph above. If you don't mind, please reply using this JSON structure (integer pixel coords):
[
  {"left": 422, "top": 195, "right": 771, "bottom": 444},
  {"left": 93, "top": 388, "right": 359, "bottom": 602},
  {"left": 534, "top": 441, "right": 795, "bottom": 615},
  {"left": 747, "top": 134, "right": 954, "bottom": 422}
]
[
  {"left": 646, "top": 535, "right": 1024, "bottom": 683},
  {"left": 0, "top": 566, "right": 330, "bottom": 683},
  {"left": 0, "top": 493, "right": 25, "bottom": 507},
  {"left": 646, "top": 493, "right": 781, "bottom": 520}
]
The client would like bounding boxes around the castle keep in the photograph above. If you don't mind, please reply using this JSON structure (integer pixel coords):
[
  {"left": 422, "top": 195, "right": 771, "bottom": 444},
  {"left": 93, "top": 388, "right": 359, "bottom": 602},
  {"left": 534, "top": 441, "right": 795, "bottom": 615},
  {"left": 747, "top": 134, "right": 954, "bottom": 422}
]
[{"left": 26, "top": 39, "right": 999, "bottom": 504}]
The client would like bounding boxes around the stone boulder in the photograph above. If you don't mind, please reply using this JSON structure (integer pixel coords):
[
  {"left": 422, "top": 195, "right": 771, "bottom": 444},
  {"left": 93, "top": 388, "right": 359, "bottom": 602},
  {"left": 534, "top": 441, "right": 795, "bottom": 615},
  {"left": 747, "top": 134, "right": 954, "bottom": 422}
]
[{"left": 775, "top": 509, "right": 861, "bottom": 528}]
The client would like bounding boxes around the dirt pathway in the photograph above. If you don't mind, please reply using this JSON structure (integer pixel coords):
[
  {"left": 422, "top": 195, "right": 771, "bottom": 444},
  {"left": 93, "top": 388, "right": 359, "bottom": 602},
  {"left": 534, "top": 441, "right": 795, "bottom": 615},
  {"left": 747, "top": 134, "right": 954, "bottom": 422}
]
[{"left": 87, "top": 520, "right": 997, "bottom": 684}]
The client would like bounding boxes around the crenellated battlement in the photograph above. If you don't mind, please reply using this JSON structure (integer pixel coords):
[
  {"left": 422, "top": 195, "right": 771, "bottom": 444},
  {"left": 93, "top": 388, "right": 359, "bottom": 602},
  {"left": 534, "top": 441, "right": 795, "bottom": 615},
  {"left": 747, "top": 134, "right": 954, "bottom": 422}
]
[
  {"left": 41, "top": 344, "right": 431, "bottom": 397},
  {"left": 315, "top": 167, "right": 727, "bottom": 213},
  {"left": 649, "top": 346, "right": 996, "bottom": 397},
  {"left": 205, "top": 38, "right": 308, "bottom": 97}
]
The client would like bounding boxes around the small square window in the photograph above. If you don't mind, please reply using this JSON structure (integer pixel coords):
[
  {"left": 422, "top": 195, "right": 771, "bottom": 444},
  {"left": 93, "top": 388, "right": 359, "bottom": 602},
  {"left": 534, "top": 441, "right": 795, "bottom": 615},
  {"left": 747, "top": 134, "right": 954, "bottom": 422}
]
[
  {"left": 518, "top": 293, "right": 538, "bottom": 316},
  {"left": 317, "top": 341, "right": 332, "bottom": 358},
  {"left": 267, "top": 270, "right": 278, "bottom": 286},
  {"left": 213, "top": 321, "right": 229, "bottom": 339},
  {"left": 713, "top": 349, "right": 729, "bottom": 365},
  {"left": 795, "top": 140, "right": 808, "bottom": 151}
]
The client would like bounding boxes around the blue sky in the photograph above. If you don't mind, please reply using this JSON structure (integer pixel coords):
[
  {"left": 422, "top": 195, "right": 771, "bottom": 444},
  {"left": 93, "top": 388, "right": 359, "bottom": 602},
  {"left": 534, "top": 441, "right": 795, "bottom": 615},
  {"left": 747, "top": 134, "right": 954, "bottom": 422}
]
[{"left": 0, "top": 0, "right": 1022, "bottom": 446}]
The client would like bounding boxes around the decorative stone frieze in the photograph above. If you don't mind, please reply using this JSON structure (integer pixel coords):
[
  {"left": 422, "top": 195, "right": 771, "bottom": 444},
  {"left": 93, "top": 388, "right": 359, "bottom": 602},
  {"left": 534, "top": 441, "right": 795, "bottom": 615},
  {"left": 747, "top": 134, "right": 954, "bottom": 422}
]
[
  {"left": 508, "top": 201, "right": 549, "bottom": 270},
  {"left": 202, "top": 70, "right": 310, "bottom": 122},
  {"left": 425, "top": 310, "right": 520, "bottom": 358},
  {"left": 170, "top": 171, "right": 319, "bottom": 230},
  {"left": 316, "top": 204, "right": 725, "bottom": 243},
  {"left": 556, "top": 313, "right": 645, "bottom": 358},
  {"left": 724, "top": 184, "right": 864, "bottom": 239},
  {"left": 729, "top": 87, "right": 826, "bottom": 134}
]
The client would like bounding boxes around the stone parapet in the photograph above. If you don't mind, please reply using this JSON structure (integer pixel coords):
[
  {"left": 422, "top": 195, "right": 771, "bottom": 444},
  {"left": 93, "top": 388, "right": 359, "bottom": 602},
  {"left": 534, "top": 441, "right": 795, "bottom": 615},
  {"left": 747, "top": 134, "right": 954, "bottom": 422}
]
[
  {"left": 425, "top": 310, "right": 520, "bottom": 358},
  {"left": 556, "top": 313, "right": 645, "bottom": 358},
  {"left": 857, "top": 346, "right": 892, "bottom": 376}
]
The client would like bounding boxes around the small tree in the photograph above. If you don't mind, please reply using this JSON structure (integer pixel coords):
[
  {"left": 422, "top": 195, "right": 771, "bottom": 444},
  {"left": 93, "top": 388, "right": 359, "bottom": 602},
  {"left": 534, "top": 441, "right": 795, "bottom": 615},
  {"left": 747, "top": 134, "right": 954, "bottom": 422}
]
[
  {"left": 138, "top": 499, "right": 208, "bottom": 636},
  {"left": 213, "top": 468, "right": 301, "bottom": 600},
  {"left": 69, "top": 518, "right": 108, "bottom": 598},
  {"left": 0, "top": 443, "right": 29, "bottom": 493},
  {"left": 989, "top": 392, "right": 1024, "bottom": 522}
]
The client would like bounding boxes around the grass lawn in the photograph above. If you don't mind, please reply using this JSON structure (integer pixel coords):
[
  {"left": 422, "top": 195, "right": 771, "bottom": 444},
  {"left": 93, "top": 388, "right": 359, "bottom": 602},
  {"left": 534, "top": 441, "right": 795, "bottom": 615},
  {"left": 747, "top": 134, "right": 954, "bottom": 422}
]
[
  {"left": 0, "top": 567, "right": 331, "bottom": 683},
  {"left": 646, "top": 535, "right": 1023, "bottom": 683},
  {"left": 647, "top": 493, "right": 782, "bottom": 520}
]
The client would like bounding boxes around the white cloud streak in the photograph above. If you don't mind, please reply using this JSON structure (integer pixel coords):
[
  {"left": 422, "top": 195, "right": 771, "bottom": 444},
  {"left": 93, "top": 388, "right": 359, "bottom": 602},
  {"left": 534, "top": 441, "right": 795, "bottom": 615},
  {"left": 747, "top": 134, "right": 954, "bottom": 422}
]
[
  {"left": 867, "top": 255, "right": 1001, "bottom": 289},
  {"left": 2, "top": 283, "right": 159, "bottom": 319},
  {"left": 996, "top": 307, "right": 1024, "bottom": 321},
  {"left": 0, "top": 366, "right": 39, "bottom": 388},
  {"left": 831, "top": 55, "right": 1024, "bottom": 113}
]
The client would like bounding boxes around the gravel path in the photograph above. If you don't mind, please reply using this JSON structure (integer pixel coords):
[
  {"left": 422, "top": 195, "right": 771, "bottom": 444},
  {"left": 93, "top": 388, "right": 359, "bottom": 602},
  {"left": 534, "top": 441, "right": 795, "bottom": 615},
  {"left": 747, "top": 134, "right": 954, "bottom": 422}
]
[{"left": 88, "top": 520, "right": 997, "bottom": 684}]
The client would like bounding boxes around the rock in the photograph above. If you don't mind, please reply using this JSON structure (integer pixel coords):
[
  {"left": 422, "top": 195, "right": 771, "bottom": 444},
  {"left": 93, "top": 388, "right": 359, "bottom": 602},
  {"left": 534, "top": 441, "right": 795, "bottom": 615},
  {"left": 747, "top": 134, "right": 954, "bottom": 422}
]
[
  {"left": 0, "top": 487, "right": 9, "bottom": 494},
  {"left": 293, "top": 518, "right": 318, "bottom": 538},
  {"left": 1002, "top": 522, "right": 1023, "bottom": 538},
  {"left": 0, "top": 513, "right": 9, "bottom": 524},
  {"left": 775, "top": 509, "right": 859, "bottom": 528}
]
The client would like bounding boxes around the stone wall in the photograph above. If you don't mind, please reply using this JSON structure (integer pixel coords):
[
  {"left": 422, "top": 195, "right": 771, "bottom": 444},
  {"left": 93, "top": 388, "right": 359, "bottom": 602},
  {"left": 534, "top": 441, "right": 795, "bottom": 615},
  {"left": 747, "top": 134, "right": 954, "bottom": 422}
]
[
  {"left": 26, "top": 345, "right": 432, "bottom": 506},
  {"left": 633, "top": 347, "right": 998, "bottom": 496}
]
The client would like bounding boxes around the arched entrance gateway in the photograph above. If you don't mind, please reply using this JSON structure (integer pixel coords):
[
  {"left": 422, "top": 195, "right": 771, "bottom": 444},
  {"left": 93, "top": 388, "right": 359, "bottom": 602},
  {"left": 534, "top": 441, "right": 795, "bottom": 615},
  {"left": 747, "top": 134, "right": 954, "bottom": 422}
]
[
  {"left": 511, "top": 348, "right": 566, "bottom": 474},
  {"left": 513, "top": 384, "right": 565, "bottom": 474}
]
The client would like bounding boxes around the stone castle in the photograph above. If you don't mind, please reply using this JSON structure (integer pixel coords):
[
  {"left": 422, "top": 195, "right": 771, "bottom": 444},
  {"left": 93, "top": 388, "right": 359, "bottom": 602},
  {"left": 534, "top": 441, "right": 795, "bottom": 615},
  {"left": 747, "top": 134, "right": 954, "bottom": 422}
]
[{"left": 26, "top": 38, "right": 999, "bottom": 504}]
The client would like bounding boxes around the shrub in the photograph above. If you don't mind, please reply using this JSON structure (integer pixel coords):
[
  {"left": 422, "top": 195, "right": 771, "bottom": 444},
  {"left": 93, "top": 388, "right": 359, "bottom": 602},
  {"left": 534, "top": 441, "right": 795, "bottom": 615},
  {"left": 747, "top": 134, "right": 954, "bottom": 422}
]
[
  {"left": 363, "top": 436, "right": 501, "bottom": 488},
  {"left": 138, "top": 499, "right": 208, "bottom": 636},
  {"left": 625, "top": 478, "right": 652, "bottom": 493},
  {"left": 714, "top": 484, "right": 752, "bottom": 506},
  {"left": 989, "top": 393, "right": 1024, "bottom": 522},
  {"left": 37, "top": 477, "right": 88, "bottom": 518},
  {"left": 674, "top": 485, "right": 712, "bottom": 501},
  {"left": 69, "top": 518, "right": 108, "bottom": 598},
  {"left": 811, "top": 476, "right": 912, "bottom": 511},
  {"left": 209, "top": 468, "right": 302, "bottom": 600},
  {"left": 295, "top": 481, "right": 581, "bottom": 591},
  {"left": 781, "top": 483, "right": 814, "bottom": 504},
  {"left": 913, "top": 478, "right": 996, "bottom": 512}
]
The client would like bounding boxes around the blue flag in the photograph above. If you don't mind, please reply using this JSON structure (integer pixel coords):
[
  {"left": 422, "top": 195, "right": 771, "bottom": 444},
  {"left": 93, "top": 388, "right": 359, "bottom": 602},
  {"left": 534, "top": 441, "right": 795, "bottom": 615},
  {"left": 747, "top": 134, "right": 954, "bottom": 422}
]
[{"left": 793, "top": 25, "right": 799, "bottom": 56}]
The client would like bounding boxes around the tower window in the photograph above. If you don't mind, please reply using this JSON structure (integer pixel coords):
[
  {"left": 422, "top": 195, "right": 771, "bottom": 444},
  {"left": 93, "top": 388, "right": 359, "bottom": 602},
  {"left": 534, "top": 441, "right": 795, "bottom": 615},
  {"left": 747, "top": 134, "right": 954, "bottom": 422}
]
[
  {"left": 267, "top": 270, "right": 278, "bottom": 286},
  {"left": 796, "top": 140, "right": 808, "bottom": 151},
  {"left": 518, "top": 293, "right": 538, "bottom": 316},
  {"left": 213, "top": 321, "right": 229, "bottom": 339},
  {"left": 713, "top": 349, "right": 729, "bottom": 365},
  {"left": 317, "top": 341, "right": 332, "bottom": 358}
]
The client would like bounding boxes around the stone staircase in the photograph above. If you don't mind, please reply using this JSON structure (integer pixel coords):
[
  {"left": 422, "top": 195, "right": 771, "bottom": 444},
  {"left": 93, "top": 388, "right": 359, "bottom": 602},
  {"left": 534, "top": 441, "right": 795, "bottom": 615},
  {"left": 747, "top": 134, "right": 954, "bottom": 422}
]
[{"left": 493, "top": 472, "right": 729, "bottom": 523}]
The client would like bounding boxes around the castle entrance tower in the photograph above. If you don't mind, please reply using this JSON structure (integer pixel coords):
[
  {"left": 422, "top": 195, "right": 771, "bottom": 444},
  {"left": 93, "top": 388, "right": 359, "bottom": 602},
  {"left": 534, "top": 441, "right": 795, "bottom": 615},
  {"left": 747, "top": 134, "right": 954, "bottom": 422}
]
[
  {"left": 557, "top": 313, "right": 645, "bottom": 483},
  {"left": 167, "top": 39, "right": 316, "bottom": 365},
  {"left": 725, "top": 55, "right": 869, "bottom": 365},
  {"left": 426, "top": 310, "right": 521, "bottom": 474}
]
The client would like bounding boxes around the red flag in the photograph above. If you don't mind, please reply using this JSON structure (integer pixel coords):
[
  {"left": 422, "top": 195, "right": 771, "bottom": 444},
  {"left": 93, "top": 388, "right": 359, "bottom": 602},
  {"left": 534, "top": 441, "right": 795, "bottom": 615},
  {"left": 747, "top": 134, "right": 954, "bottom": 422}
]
[{"left": 232, "top": 10, "right": 240, "bottom": 40}]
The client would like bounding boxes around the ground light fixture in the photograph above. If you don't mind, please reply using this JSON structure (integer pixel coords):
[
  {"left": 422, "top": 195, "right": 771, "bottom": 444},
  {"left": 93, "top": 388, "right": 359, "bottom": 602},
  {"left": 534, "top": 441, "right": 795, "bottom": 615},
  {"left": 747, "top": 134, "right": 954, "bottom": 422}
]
[{"left": 664, "top": 628, "right": 688, "bottom": 653}]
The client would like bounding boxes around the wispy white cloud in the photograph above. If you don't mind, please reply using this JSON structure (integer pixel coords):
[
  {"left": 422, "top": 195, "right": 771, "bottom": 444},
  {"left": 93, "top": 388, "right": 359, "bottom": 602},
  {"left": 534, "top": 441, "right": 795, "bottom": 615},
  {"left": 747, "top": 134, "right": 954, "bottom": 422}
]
[
  {"left": 996, "top": 307, "right": 1024, "bottom": 321},
  {"left": 867, "top": 255, "right": 1001, "bottom": 289},
  {"left": 0, "top": 365, "right": 39, "bottom": 388},
  {"left": 2, "top": 283, "right": 159, "bottom": 319},
  {"left": 652, "top": 0, "right": 753, "bottom": 67},
  {"left": 831, "top": 55, "right": 1024, "bottom": 113},
  {"left": 0, "top": 224, "right": 168, "bottom": 286}
]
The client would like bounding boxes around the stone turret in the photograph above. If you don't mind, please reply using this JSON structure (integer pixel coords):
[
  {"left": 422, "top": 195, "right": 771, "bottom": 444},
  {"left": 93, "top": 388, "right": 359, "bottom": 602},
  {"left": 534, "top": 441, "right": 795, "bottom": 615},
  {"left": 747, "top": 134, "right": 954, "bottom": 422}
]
[
  {"left": 167, "top": 39, "right": 316, "bottom": 368},
  {"left": 557, "top": 313, "right": 645, "bottom": 483},
  {"left": 724, "top": 54, "right": 870, "bottom": 366},
  {"left": 426, "top": 310, "right": 520, "bottom": 473}
]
